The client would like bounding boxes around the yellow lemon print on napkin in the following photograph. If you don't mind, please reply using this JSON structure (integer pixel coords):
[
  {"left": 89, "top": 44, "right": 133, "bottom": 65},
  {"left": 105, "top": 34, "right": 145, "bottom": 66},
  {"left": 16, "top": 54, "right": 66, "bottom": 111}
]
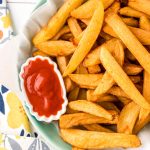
[
  {"left": 6, "top": 92, "right": 30, "bottom": 133},
  {"left": 1, "top": 13, "right": 11, "bottom": 28}
]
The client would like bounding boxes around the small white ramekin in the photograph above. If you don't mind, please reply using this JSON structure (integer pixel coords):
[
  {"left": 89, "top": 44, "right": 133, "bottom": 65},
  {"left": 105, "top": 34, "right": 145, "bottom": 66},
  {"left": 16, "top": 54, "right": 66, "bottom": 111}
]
[{"left": 19, "top": 56, "right": 68, "bottom": 123}]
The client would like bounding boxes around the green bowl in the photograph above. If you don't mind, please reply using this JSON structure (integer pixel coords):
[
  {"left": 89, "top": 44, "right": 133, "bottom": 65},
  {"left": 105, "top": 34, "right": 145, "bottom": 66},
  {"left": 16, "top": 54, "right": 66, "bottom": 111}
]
[{"left": 22, "top": 1, "right": 71, "bottom": 149}]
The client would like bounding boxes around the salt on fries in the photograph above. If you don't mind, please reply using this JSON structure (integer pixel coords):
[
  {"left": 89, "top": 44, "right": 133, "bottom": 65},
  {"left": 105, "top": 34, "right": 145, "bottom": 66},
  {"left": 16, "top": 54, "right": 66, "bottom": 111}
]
[{"left": 32, "top": 0, "right": 150, "bottom": 149}]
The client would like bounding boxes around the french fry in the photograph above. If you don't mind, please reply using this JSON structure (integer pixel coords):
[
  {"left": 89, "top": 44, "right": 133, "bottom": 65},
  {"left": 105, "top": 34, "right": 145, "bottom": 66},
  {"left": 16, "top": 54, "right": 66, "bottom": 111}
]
[
  {"left": 100, "top": 32, "right": 112, "bottom": 41},
  {"left": 128, "top": 0, "right": 150, "bottom": 16},
  {"left": 57, "top": 56, "right": 74, "bottom": 92},
  {"left": 122, "top": 17, "right": 138, "bottom": 27},
  {"left": 69, "top": 100, "right": 113, "bottom": 120},
  {"left": 68, "top": 86, "right": 80, "bottom": 101},
  {"left": 67, "top": 17, "right": 82, "bottom": 38},
  {"left": 32, "top": 50, "right": 48, "bottom": 57},
  {"left": 71, "top": 0, "right": 114, "bottom": 19},
  {"left": 105, "top": 13, "right": 150, "bottom": 74},
  {"left": 103, "top": 24, "right": 150, "bottom": 45},
  {"left": 126, "top": 50, "right": 136, "bottom": 61},
  {"left": 83, "top": 124, "right": 114, "bottom": 132},
  {"left": 119, "top": 7, "right": 150, "bottom": 18},
  {"left": 94, "top": 39, "right": 124, "bottom": 95},
  {"left": 87, "top": 90, "right": 117, "bottom": 102},
  {"left": 78, "top": 64, "right": 88, "bottom": 74},
  {"left": 59, "top": 113, "right": 118, "bottom": 129},
  {"left": 117, "top": 102, "right": 140, "bottom": 134},
  {"left": 66, "top": 106, "right": 79, "bottom": 114},
  {"left": 61, "top": 33, "right": 73, "bottom": 41},
  {"left": 78, "top": 89, "right": 87, "bottom": 100},
  {"left": 99, "top": 101, "right": 120, "bottom": 113},
  {"left": 118, "top": 97, "right": 131, "bottom": 105},
  {"left": 80, "top": 19, "right": 90, "bottom": 26},
  {"left": 140, "top": 16, "right": 150, "bottom": 31},
  {"left": 52, "top": 25, "right": 70, "bottom": 40},
  {"left": 33, "top": 0, "right": 84, "bottom": 45},
  {"left": 69, "top": 74, "right": 103, "bottom": 89},
  {"left": 36, "top": 40, "right": 76, "bottom": 56},
  {"left": 123, "top": 64, "right": 143, "bottom": 75},
  {"left": 72, "top": 147, "right": 84, "bottom": 150},
  {"left": 100, "top": 46, "right": 150, "bottom": 109},
  {"left": 60, "top": 129, "right": 141, "bottom": 149},
  {"left": 88, "top": 65, "right": 101, "bottom": 74},
  {"left": 63, "top": 0, "right": 104, "bottom": 76}
]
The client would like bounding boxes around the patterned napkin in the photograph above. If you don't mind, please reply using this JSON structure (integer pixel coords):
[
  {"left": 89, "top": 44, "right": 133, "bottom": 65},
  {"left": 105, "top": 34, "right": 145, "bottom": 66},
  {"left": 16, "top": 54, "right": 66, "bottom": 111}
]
[
  {"left": 0, "top": 0, "right": 13, "bottom": 44},
  {"left": 0, "top": 1, "right": 50, "bottom": 149}
]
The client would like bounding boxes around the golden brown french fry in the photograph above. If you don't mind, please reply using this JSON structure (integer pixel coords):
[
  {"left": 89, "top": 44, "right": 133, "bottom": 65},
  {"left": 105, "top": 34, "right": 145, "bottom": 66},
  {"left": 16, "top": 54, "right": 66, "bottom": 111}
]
[
  {"left": 36, "top": 40, "right": 76, "bottom": 56},
  {"left": 88, "top": 65, "right": 101, "bottom": 74},
  {"left": 67, "top": 17, "right": 82, "bottom": 38},
  {"left": 140, "top": 16, "right": 150, "bottom": 31},
  {"left": 122, "top": 17, "right": 138, "bottom": 27},
  {"left": 100, "top": 46, "right": 150, "bottom": 110},
  {"left": 63, "top": 0, "right": 104, "bottom": 76},
  {"left": 57, "top": 56, "right": 74, "bottom": 92},
  {"left": 78, "top": 89, "right": 87, "bottom": 100},
  {"left": 99, "top": 101, "right": 120, "bottom": 113},
  {"left": 117, "top": 102, "right": 140, "bottom": 134},
  {"left": 123, "top": 64, "right": 143, "bottom": 75},
  {"left": 72, "top": 147, "right": 84, "bottom": 150},
  {"left": 78, "top": 63, "right": 88, "bottom": 74},
  {"left": 60, "top": 129, "right": 141, "bottom": 149},
  {"left": 105, "top": 1, "right": 120, "bottom": 17},
  {"left": 68, "top": 86, "right": 80, "bottom": 101},
  {"left": 105, "top": 13, "right": 150, "bottom": 73},
  {"left": 83, "top": 124, "right": 114, "bottom": 132},
  {"left": 118, "top": 97, "right": 131, "bottom": 105},
  {"left": 66, "top": 106, "right": 79, "bottom": 114},
  {"left": 87, "top": 90, "right": 117, "bottom": 102},
  {"left": 128, "top": 0, "right": 150, "bottom": 16},
  {"left": 94, "top": 39, "right": 124, "bottom": 95},
  {"left": 71, "top": 0, "right": 114, "bottom": 19},
  {"left": 32, "top": 50, "right": 48, "bottom": 57},
  {"left": 59, "top": 113, "right": 118, "bottom": 129},
  {"left": 33, "top": 0, "right": 84, "bottom": 45},
  {"left": 52, "top": 25, "right": 70, "bottom": 40},
  {"left": 69, "top": 74, "right": 103, "bottom": 89},
  {"left": 126, "top": 49, "right": 136, "bottom": 61},
  {"left": 103, "top": 24, "right": 150, "bottom": 45},
  {"left": 80, "top": 19, "right": 90, "bottom": 26},
  {"left": 60, "top": 33, "right": 73, "bottom": 41},
  {"left": 100, "top": 32, "right": 112, "bottom": 40},
  {"left": 69, "top": 100, "right": 113, "bottom": 120},
  {"left": 119, "top": 7, "right": 150, "bottom": 18}
]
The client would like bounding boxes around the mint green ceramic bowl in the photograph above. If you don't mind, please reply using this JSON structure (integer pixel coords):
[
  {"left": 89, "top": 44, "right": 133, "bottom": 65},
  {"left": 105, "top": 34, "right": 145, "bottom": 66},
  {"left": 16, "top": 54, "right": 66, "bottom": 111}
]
[{"left": 18, "top": 0, "right": 71, "bottom": 149}]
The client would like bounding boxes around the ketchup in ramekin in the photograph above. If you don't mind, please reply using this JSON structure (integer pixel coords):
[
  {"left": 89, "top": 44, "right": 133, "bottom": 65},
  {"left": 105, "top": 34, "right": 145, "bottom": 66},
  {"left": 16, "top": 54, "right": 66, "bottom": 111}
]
[{"left": 20, "top": 56, "right": 67, "bottom": 122}]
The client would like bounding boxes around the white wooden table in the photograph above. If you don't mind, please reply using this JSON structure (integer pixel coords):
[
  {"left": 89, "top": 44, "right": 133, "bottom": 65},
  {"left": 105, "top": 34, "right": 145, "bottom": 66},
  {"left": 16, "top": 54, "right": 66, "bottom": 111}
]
[{"left": 7, "top": 0, "right": 37, "bottom": 34}]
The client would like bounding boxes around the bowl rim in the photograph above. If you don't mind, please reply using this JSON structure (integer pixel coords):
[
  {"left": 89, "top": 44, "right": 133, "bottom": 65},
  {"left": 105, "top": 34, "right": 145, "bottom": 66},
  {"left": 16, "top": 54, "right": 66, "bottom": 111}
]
[{"left": 19, "top": 55, "right": 68, "bottom": 123}]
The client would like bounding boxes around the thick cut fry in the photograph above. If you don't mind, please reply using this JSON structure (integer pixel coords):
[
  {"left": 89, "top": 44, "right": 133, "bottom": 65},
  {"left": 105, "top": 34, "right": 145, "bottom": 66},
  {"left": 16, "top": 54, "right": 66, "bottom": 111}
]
[
  {"left": 118, "top": 97, "right": 131, "bottom": 105},
  {"left": 105, "top": 13, "right": 150, "bottom": 73},
  {"left": 140, "top": 16, "right": 150, "bottom": 31},
  {"left": 63, "top": 0, "right": 104, "bottom": 76},
  {"left": 69, "top": 74, "right": 103, "bottom": 89},
  {"left": 59, "top": 113, "right": 118, "bottom": 129},
  {"left": 119, "top": 7, "right": 150, "bottom": 18},
  {"left": 78, "top": 89, "right": 87, "bottom": 100},
  {"left": 117, "top": 102, "right": 140, "bottom": 134},
  {"left": 52, "top": 26, "right": 70, "bottom": 40},
  {"left": 32, "top": 51, "right": 48, "bottom": 57},
  {"left": 126, "top": 50, "right": 136, "bottom": 61},
  {"left": 33, "top": 0, "right": 84, "bottom": 45},
  {"left": 94, "top": 40, "right": 124, "bottom": 95},
  {"left": 66, "top": 106, "right": 79, "bottom": 114},
  {"left": 71, "top": 0, "right": 114, "bottom": 19},
  {"left": 83, "top": 124, "right": 113, "bottom": 132},
  {"left": 60, "top": 129, "right": 141, "bottom": 149},
  {"left": 122, "top": 17, "right": 138, "bottom": 27},
  {"left": 87, "top": 90, "right": 117, "bottom": 102},
  {"left": 69, "top": 100, "right": 113, "bottom": 120},
  {"left": 57, "top": 56, "right": 74, "bottom": 92},
  {"left": 88, "top": 65, "right": 101, "bottom": 74},
  {"left": 128, "top": 0, "right": 150, "bottom": 16},
  {"left": 99, "top": 102, "right": 120, "bottom": 113},
  {"left": 100, "top": 46, "right": 150, "bottom": 109},
  {"left": 36, "top": 40, "right": 76, "bottom": 56},
  {"left": 123, "top": 64, "right": 143, "bottom": 75},
  {"left": 67, "top": 17, "right": 82, "bottom": 38},
  {"left": 103, "top": 24, "right": 150, "bottom": 45},
  {"left": 68, "top": 86, "right": 80, "bottom": 101},
  {"left": 78, "top": 64, "right": 88, "bottom": 74}
]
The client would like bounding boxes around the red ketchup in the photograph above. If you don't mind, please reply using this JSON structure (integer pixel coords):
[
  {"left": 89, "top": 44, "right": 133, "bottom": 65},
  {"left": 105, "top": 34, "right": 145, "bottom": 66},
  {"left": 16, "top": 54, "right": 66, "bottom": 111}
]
[{"left": 22, "top": 58, "right": 64, "bottom": 117}]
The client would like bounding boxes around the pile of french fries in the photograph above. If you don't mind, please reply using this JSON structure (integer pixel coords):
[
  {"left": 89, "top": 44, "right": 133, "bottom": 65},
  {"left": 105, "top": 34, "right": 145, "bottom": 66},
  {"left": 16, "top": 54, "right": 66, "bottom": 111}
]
[{"left": 32, "top": 0, "right": 150, "bottom": 149}]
